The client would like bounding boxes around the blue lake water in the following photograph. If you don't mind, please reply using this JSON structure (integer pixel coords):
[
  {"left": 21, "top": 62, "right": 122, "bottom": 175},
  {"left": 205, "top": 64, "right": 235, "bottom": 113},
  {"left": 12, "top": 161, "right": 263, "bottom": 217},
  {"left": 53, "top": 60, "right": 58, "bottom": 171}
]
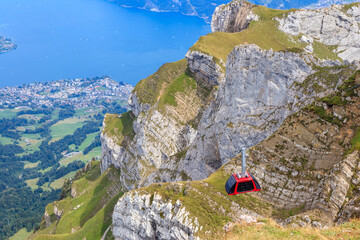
[{"left": 0, "top": 0, "right": 210, "bottom": 88}]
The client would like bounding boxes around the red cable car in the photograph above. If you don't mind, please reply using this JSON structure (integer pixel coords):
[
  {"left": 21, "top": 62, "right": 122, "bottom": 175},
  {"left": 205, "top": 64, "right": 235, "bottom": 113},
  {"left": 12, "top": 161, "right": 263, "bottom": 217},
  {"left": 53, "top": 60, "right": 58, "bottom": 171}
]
[{"left": 225, "top": 148, "right": 261, "bottom": 195}]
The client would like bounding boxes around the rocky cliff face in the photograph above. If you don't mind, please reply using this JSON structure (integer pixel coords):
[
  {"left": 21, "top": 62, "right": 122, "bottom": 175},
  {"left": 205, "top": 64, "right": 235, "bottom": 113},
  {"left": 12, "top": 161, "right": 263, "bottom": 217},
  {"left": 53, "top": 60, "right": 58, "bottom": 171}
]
[
  {"left": 185, "top": 50, "right": 225, "bottom": 87},
  {"left": 111, "top": 70, "right": 360, "bottom": 238},
  {"left": 101, "top": 59, "right": 210, "bottom": 189},
  {"left": 211, "top": 0, "right": 259, "bottom": 32},
  {"left": 102, "top": 0, "right": 360, "bottom": 188},
  {"left": 104, "top": 1, "right": 360, "bottom": 238},
  {"left": 242, "top": 72, "right": 360, "bottom": 225},
  {"left": 182, "top": 45, "right": 316, "bottom": 181},
  {"left": 113, "top": 192, "right": 201, "bottom": 240},
  {"left": 276, "top": 4, "right": 360, "bottom": 62}
]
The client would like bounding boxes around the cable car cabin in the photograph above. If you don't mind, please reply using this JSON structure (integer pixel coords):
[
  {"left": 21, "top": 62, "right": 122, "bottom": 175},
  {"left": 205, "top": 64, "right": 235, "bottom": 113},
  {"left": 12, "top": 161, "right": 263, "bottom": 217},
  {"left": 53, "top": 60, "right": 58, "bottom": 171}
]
[{"left": 225, "top": 172, "right": 261, "bottom": 195}]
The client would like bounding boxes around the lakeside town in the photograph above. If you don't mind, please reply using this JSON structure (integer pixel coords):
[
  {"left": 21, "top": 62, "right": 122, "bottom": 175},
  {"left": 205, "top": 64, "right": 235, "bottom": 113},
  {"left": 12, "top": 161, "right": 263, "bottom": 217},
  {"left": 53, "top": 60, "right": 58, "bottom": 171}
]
[{"left": 0, "top": 77, "right": 133, "bottom": 109}]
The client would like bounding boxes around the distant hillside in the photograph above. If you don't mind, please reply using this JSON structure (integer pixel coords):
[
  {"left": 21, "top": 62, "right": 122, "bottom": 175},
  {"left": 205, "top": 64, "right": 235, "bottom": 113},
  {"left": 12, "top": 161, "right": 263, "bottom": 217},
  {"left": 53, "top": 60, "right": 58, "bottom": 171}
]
[
  {"left": 251, "top": 0, "right": 359, "bottom": 9},
  {"left": 108, "top": 0, "right": 360, "bottom": 22},
  {"left": 32, "top": 0, "right": 360, "bottom": 239},
  {"left": 0, "top": 77, "right": 132, "bottom": 240}
]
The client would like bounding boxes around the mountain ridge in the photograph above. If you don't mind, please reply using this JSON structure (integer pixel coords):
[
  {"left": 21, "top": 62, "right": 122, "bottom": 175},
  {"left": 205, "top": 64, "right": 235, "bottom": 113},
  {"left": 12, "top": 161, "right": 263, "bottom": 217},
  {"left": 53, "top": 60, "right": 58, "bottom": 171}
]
[
  {"left": 107, "top": 0, "right": 360, "bottom": 22},
  {"left": 32, "top": 1, "right": 360, "bottom": 239}
]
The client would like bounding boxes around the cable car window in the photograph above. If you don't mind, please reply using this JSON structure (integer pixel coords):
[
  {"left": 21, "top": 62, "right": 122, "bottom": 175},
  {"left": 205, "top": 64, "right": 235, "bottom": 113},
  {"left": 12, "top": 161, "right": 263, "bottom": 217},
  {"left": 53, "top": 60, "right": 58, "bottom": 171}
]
[
  {"left": 237, "top": 180, "right": 254, "bottom": 193},
  {"left": 249, "top": 172, "right": 261, "bottom": 190},
  {"left": 225, "top": 175, "right": 237, "bottom": 194}
]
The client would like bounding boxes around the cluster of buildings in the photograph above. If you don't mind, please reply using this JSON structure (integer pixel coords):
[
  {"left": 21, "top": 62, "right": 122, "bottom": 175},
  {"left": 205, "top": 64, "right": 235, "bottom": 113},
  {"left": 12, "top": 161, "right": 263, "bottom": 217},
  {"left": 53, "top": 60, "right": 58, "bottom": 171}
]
[{"left": 0, "top": 77, "right": 133, "bottom": 109}]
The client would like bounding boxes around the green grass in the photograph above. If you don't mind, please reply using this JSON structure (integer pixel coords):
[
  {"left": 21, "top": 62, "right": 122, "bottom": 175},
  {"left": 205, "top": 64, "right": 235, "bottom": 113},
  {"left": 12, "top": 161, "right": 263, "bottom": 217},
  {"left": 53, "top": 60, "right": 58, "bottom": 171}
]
[
  {"left": 297, "top": 65, "right": 354, "bottom": 94},
  {"left": 320, "top": 95, "right": 347, "bottom": 106},
  {"left": 59, "top": 153, "right": 82, "bottom": 166},
  {"left": 31, "top": 162, "right": 124, "bottom": 240},
  {"left": 312, "top": 41, "right": 341, "bottom": 61},
  {"left": 158, "top": 72, "right": 197, "bottom": 108},
  {"left": 10, "top": 228, "right": 32, "bottom": 240},
  {"left": 133, "top": 59, "right": 188, "bottom": 105},
  {"left": 135, "top": 160, "right": 359, "bottom": 239},
  {"left": 78, "top": 132, "right": 99, "bottom": 152},
  {"left": 0, "top": 109, "right": 19, "bottom": 119},
  {"left": 23, "top": 161, "right": 40, "bottom": 169},
  {"left": 50, "top": 118, "right": 86, "bottom": 139},
  {"left": 252, "top": 5, "right": 294, "bottom": 20},
  {"left": 21, "top": 133, "right": 41, "bottom": 140},
  {"left": 0, "top": 136, "right": 14, "bottom": 145},
  {"left": 225, "top": 218, "right": 360, "bottom": 240},
  {"left": 102, "top": 112, "right": 135, "bottom": 145},
  {"left": 350, "top": 129, "right": 360, "bottom": 153},
  {"left": 306, "top": 104, "right": 342, "bottom": 126},
  {"left": 51, "top": 110, "right": 60, "bottom": 120},
  {"left": 39, "top": 167, "right": 52, "bottom": 174},
  {"left": 342, "top": 2, "right": 360, "bottom": 12},
  {"left": 33, "top": 192, "right": 121, "bottom": 240},
  {"left": 190, "top": 5, "right": 340, "bottom": 65},
  {"left": 74, "top": 108, "right": 96, "bottom": 117},
  {"left": 59, "top": 147, "right": 101, "bottom": 167},
  {"left": 50, "top": 171, "right": 77, "bottom": 189},
  {"left": 338, "top": 70, "right": 360, "bottom": 97},
  {"left": 17, "top": 114, "right": 45, "bottom": 120},
  {"left": 25, "top": 178, "right": 40, "bottom": 191},
  {"left": 140, "top": 164, "right": 273, "bottom": 239},
  {"left": 17, "top": 137, "right": 42, "bottom": 154},
  {"left": 302, "top": 68, "right": 357, "bottom": 127},
  {"left": 190, "top": 8, "right": 302, "bottom": 64}
]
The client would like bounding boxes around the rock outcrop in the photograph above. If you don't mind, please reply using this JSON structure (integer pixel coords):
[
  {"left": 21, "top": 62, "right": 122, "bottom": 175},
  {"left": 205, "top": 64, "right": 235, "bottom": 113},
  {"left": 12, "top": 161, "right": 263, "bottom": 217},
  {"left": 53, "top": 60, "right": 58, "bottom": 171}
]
[
  {"left": 104, "top": 2, "right": 360, "bottom": 238},
  {"left": 112, "top": 180, "right": 264, "bottom": 240},
  {"left": 277, "top": 3, "right": 360, "bottom": 63},
  {"left": 102, "top": 0, "right": 360, "bottom": 187},
  {"left": 185, "top": 50, "right": 225, "bottom": 87},
  {"left": 113, "top": 192, "right": 200, "bottom": 240},
  {"left": 101, "top": 59, "right": 209, "bottom": 188},
  {"left": 182, "top": 45, "right": 315, "bottom": 181},
  {"left": 211, "top": 0, "right": 258, "bottom": 33}
]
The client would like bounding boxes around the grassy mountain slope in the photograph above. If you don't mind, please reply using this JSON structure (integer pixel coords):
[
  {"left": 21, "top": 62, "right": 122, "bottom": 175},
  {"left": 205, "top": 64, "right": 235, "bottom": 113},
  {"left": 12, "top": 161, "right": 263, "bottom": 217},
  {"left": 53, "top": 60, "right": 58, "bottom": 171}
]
[
  {"left": 32, "top": 2, "right": 360, "bottom": 239},
  {"left": 33, "top": 155, "right": 360, "bottom": 239},
  {"left": 191, "top": 5, "right": 340, "bottom": 65},
  {"left": 30, "top": 161, "right": 122, "bottom": 240},
  {"left": 224, "top": 218, "right": 360, "bottom": 239},
  {"left": 33, "top": 69, "right": 360, "bottom": 237},
  {"left": 124, "top": 70, "right": 360, "bottom": 239}
]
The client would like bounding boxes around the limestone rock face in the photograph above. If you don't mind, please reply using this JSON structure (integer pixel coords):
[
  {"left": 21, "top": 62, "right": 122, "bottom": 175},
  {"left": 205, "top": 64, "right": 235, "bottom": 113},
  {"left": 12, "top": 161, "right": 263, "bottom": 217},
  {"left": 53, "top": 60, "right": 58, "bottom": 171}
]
[
  {"left": 240, "top": 84, "right": 360, "bottom": 226},
  {"left": 317, "top": 151, "right": 360, "bottom": 220},
  {"left": 112, "top": 192, "right": 200, "bottom": 240},
  {"left": 101, "top": 82, "right": 200, "bottom": 188},
  {"left": 105, "top": 2, "right": 360, "bottom": 236},
  {"left": 183, "top": 45, "right": 314, "bottom": 180},
  {"left": 211, "top": 0, "right": 258, "bottom": 33},
  {"left": 347, "top": 4, "right": 360, "bottom": 21},
  {"left": 128, "top": 92, "right": 150, "bottom": 117},
  {"left": 186, "top": 50, "right": 225, "bottom": 87},
  {"left": 277, "top": 4, "right": 360, "bottom": 62},
  {"left": 101, "top": 132, "right": 139, "bottom": 190}
]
